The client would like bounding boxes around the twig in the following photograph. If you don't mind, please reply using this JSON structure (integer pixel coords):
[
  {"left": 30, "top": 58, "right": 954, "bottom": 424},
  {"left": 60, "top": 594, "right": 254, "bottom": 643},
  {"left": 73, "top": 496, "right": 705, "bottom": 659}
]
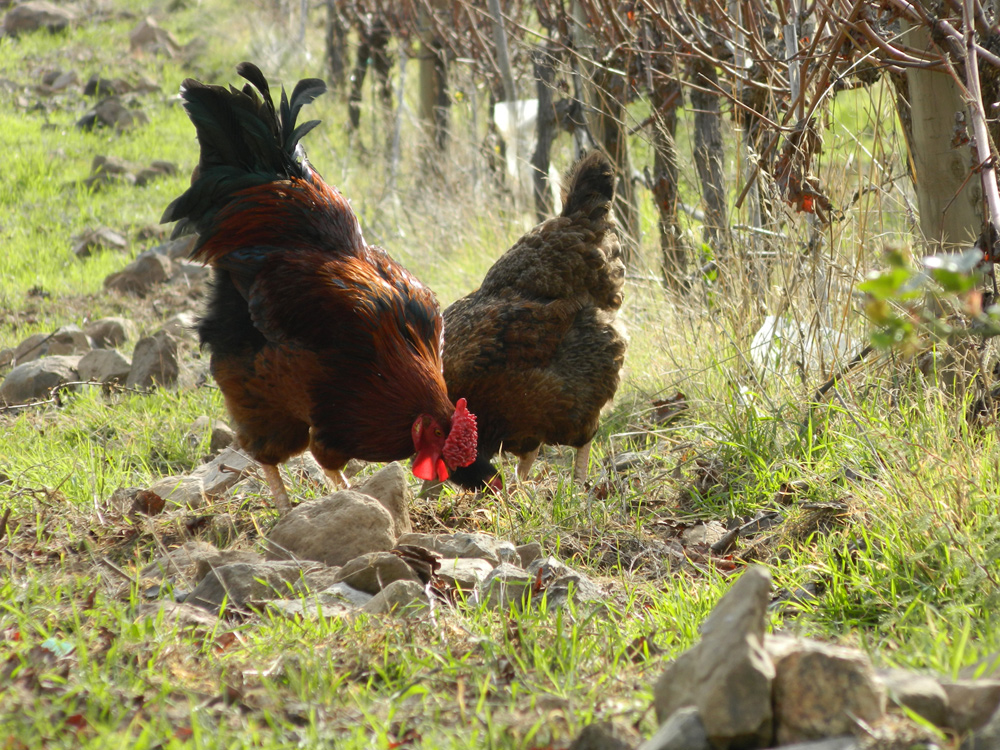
[
  {"left": 0, "top": 379, "right": 156, "bottom": 414},
  {"left": 961, "top": 0, "right": 1000, "bottom": 253},
  {"left": 811, "top": 344, "right": 875, "bottom": 403}
]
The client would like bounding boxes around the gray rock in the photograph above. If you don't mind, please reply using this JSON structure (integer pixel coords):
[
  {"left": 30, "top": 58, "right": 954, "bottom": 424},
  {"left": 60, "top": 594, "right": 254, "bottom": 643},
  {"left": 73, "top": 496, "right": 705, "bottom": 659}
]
[
  {"left": 269, "top": 580, "right": 374, "bottom": 620},
  {"left": 186, "top": 416, "right": 235, "bottom": 454},
  {"left": 437, "top": 558, "right": 495, "bottom": 591},
  {"left": 149, "top": 160, "right": 178, "bottom": 176},
  {"left": 186, "top": 561, "right": 324, "bottom": 612},
  {"left": 90, "top": 155, "right": 135, "bottom": 177},
  {"left": 941, "top": 680, "right": 1000, "bottom": 733},
  {"left": 291, "top": 567, "right": 344, "bottom": 595},
  {"left": 153, "top": 234, "right": 197, "bottom": 261},
  {"left": 772, "top": 739, "right": 860, "bottom": 750},
  {"left": 129, "top": 16, "right": 181, "bottom": 56},
  {"left": 205, "top": 513, "right": 239, "bottom": 548},
  {"left": 147, "top": 447, "right": 255, "bottom": 510},
  {"left": 334, "top": 551, "right": 419, "bottom": 595},
  {"left": 516, "top": 541, "right": 543, "bottom": 568},
  {"left": 193, "top": 550, "right": 265, "bottom": 583},
  {"left": 160, "top": 312, "right": 197, "bottom": 341},
  {"left": 878, "top": 668, "right": 950, "bottom": 727},
  {"left": 395, "top": 531, "right": 518, "bottom": 566},
  {"left": 570, "top": 721, "right": 641, "bottom": 750},
  {"left": 196, "top": 447, "right": 254, "bottom": 490},
  {"left": 267, "top": 597, "right": 354, "bottom": 620},
  {"left": 84, "top": 75, "right": 130, "bottom": 97},
  {"left": 77, "top": 348, "right": 131, "bottom": 385},
  {"left": 3, "top": 0, "right": 75, "bottom": 36},
  {"left": 0, "top": 348, "right": 12, "bottom": 369},
  {"left": 210, "top": 426, "right": 235, "bottom": 454},
  {"left": 12, "top": 333, "right": 49, "bottom": 364},
  {"left": 185, "top": 414, "right": 212, "bottom": 443},
  {"left": 46, "top": 325, "right": 92, "bottom": 356},
  {"left": 148, "top": 475, "right": 208, "bottom": 510},
  {"left": 637, "top": 707, "right": 710, "bottom": 750},
  {"left": 83, "top": 155, "right": 137, "bottom": 190},
  {"left": 72, "top": 227, "right": 127, "bottom": 258},
  {"left": 963, "top": 702, "right": 1000, "bottom": 750},
  {"left": 77, "top": 97, "right": 147, "bottom": 133},
  {"left": 135, "top": 164, "right": 176, "bottom": 188},
  {"left": 544, "top": 572, "right": 605, "bottom": 611},
  {"left": 284, "top": 453, "right": 329, "bottom": 487},
  {"left": 763, "top": 633, "right": 801, "bottom": 662},
  {"left": 84, "top": 317, "right": 136, "bottom": 349},
  {"left": 126, "top": 330, "right": 178, "bottom": 389},
  {"left": 525, "top": 555, "right": 576, "bottom": 579},
  {"left": 772, "top": 639, "right": 886, "bottom": 745},
  {"left": 141, "top": 540, "right": 221, "bottom": 582},
  {"left": 265, "top": 491, "right": 396, "bottom": 566},
  {"left": 525, "top": 556, "right": 604, "bottom": 610},
  {"left": 11, "top": 326, "right": 90, "bottom": 365},
  {"left": 170, "top": 259, "right": 210, "bottom": 284},
  {"left": 0, "top": 355, "right": 80, "bottom": 405},
  {"left": 318, "top": 582, "right": 374, "bottom": 608},
  {"left": 137, "top": 601, "right": 219, "bottom": 631},
  {"left": 104, "top": 251, "right": 172, "bottom": 295},
  {"left": 361, "top": 579, "right": 428, "bottom": 616},
  {"left": 357, "top": 463, "right": 411, "bottom": 536},
  {"left": 45, "top": 69, "right": 78, "bottom": 92},
  {"left": 681, "top": 521, "right": 728, "bottom": 546},
  {"left": 479, "top": 563, "right": 534, "bottom": 609},
  {"left": 653, "top": 566, "right": 774, "bottom": 749}
]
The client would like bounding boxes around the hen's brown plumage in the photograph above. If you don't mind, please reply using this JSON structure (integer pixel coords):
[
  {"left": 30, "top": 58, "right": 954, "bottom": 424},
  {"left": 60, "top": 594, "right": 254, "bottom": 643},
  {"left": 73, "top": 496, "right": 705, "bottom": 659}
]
[{"left": 442, "top": 151, "right": 627, "bottom": 489}]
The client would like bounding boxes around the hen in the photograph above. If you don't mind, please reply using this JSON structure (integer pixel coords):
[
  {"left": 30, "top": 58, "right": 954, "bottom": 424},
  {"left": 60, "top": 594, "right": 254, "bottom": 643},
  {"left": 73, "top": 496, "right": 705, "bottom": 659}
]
[
  {"left": 441, "top": 151, "right": 627, "bottom": 490},
  {"left": 161, "top": 62, "right": 477, "bottom": 511}
]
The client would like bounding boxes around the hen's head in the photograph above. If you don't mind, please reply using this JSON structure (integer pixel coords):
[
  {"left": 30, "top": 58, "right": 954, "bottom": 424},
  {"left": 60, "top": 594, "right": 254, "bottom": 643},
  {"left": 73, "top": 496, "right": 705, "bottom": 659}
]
[{"left": 411, "top": 398, "right": 478, "bottom": 482}]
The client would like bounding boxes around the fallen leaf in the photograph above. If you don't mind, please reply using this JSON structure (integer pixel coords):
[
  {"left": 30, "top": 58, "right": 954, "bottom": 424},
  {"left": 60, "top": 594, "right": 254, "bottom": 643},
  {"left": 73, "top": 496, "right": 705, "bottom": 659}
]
[
  {"left": 63, "top": 714, "right": 88, "bottom": 733},
  {"left": 624, "top": 633, "right": 663, "bottom": 663},
  {"left": 388, "top": 728, "right": 421, "bottom": 748},
  {"left": 650, "top": 392, "right": 689, "bottom": 424},
  {"left": 131, "top": 489, "right": 165, "bottom": 516}
]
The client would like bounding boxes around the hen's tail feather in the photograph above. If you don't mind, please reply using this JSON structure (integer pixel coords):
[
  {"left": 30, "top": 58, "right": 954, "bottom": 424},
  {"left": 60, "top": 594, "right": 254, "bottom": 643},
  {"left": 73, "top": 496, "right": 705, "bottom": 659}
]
[
  {"left": 161, "top": 62, "right": 327, "bottom": 234},
  {"left": 560, "top": 151, "right": 615, "bottom": 221}
]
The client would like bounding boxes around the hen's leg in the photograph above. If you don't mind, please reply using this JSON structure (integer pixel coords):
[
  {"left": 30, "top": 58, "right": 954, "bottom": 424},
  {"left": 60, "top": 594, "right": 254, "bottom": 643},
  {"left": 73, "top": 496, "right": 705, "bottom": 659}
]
[
  {"left": 573, "top": 442, "right": 592, "bottom": 485},
  {"left": 515, "top": 447, "right": 540, "bottom": 481},
  {"left": 260, "top": 464, "right": 292, "bottom": 513}
]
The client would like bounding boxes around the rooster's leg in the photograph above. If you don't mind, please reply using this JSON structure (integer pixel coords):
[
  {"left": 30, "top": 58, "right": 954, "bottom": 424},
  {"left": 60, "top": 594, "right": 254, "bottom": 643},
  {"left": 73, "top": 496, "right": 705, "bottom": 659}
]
[
  {"left": 323, "top": 468, "right": 350, "bottom": 490},
  {"left": 261, "top": 464, "right": 292, "bottom": 512},
  {"left": 515, "top": 448, "right": 539, "bottom": 481},
  {"left": 573, "top": 442, "right": 591, "bottom": 485}
]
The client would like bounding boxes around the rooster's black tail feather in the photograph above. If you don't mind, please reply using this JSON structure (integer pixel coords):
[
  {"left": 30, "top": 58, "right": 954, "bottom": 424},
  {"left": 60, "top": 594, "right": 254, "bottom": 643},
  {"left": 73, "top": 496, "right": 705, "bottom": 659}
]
[{"left": 161, "top": 62, "right": 326, "bottom": 236}]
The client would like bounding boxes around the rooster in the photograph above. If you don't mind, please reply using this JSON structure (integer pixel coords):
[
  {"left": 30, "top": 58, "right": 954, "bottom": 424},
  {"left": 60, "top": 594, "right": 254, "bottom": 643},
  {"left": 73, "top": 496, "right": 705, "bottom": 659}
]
[
  {"left": 161, "top": 62, "right": 477, "bottom": 511},
  {"left": 440, "top": 151, "right": 627, "bottom": 491}
]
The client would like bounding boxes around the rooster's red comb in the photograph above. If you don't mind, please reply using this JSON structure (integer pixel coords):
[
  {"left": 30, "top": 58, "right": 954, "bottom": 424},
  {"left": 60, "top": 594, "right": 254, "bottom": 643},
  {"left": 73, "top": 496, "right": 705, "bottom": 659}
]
[{"left": 442, "top": 398, "right": 477, "bottom": 469}]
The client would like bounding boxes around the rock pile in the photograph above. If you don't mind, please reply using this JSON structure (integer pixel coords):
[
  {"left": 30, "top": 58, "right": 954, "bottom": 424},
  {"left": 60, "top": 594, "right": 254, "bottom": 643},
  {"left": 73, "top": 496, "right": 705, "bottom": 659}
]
[
  {"left": 101, "top": 234, "right": 205, "bottom": 296},
  {"left": 0, "top": 316, "right": 182, "bottom": 405},
  {"left": 573, "top": 566, "right": 1000, "bottom": 750},
  {"left": 138, "top": 462, "right": 604, "bottom": 622},
  {"left": 2, "top": 0, "right": 76, "bottom": 36},
  {"left": 0, "top": 229, "right": 214, "bottom": 406}
]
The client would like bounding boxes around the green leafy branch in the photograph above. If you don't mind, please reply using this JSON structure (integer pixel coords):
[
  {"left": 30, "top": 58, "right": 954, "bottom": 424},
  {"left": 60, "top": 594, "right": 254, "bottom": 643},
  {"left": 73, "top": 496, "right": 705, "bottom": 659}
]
[{"left": 859, "top": 248, "right": 1000, "bottom": 352}]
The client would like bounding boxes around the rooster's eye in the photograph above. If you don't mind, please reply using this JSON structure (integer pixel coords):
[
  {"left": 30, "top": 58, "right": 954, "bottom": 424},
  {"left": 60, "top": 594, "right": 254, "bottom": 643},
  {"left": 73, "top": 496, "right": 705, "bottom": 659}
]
[{"left": 434, "top": 429, "right": 443, "bottom": 437}]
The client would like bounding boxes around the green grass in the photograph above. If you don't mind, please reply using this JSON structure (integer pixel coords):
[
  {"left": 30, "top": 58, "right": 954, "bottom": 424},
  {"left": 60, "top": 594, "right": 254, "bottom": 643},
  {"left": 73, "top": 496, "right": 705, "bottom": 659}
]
[{"left": 2, "top": 2, "right": 999, "bottom": 748}]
